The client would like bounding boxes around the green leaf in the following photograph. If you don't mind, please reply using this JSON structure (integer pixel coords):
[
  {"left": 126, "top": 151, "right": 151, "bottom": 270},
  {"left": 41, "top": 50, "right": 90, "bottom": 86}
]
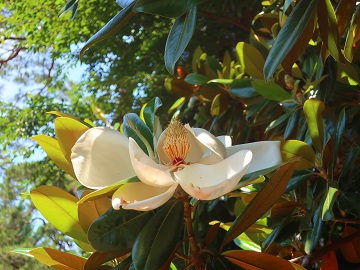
[
  {"left": 284, "top": 108, "right": 300, "bottom": 139},
  {"left": 11, "top": 248, "right": 33, "bottom": 257},
  {"left": 318, "top": 57, "right": 337, "bottom": 102},
  {"left": 305, "top": 204, "right": 324, "bottom": 254},
  {"left": 281, "top": 140, "right": 316, "bottom": 170},
  {"left": 142, "top": 97, "right": 162, "bottom": 132},
  {"left": 340, "top": 147, "right": 359, "bottom": 177},
  {"left": 285, "top": 173, "right": 312, "bottom": 193},
  {"left": 344, "top": 4, "right": 360, "bottom": 62},
  {"left": 165, "top": 6, "right": 196, "bottom": 74},
  {"left": 303, "top": 98, "right": 325, "bottom": 154},
  {"left": 133, "top": 0, "right": 205, "bottom": 18},
  {"left": 132, "top": 201, "right": 184, "bottom": 270},
  {"left": 322, "top": 186, "right": 338, "bottom": 221},
  {"left": 123, "top": 113, "right": 154, "bottom": 157},
  {"left": 236, "top": 42, "right": 265, "bottom": 79},
  {"left": 184, "top": 73, "right": 210, "bottom": 85},
  {"left": 30, "top": 186, "right": 88, "bottom": 243},
  {"left": 263, "top": 0, "right": 319, "bottom": 80},
  {"left": 80, "top": 2, "right": 135, "bottom": 59},
  {"left": 116, "top": 0, "right": 135, "bottom": 8},
  {"left": 210, "top": 94, "right": 221, "bottom": 116},
  {"left": 230, "top": 79, "right": 258, "bottom": 98},
  {"left": 338, "top": 192, "right": 360, "bottom": 218},
  {"left": 84, "top": 250, "right": 131, "bottom": 270},
  {"left": 251, "top": 80, "right": 291, "bottom": 102},
  {"left": 88, "top": 208, "right": 153, "bottom": 252},
  {"left": 329, "top": 109, "right": 345, "bottom": 178},
  {"left": 265, "top": 112, "right": 291, "bottom": 133},
  {"left": 222, "top": 162, "right": 295, "bottom": 246}
]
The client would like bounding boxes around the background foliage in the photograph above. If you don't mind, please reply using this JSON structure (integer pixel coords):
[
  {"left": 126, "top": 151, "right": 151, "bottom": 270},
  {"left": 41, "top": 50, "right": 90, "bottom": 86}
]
[{"left": 1, "top": 0, "right": 360, "bottom": 269}]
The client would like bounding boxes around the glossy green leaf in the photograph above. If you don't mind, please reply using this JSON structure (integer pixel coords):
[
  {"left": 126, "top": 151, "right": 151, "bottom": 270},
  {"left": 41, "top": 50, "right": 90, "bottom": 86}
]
[
  {"left": 78, "top": 176, "right": 139, "bottom": 204},
  {"left": 31, "top": 135, "right": 76, "bottom": 178},
  {"left": 222, "top": 162, "right": 295, "bottom": 246},
  {"left": 265, "top": 112, "right": 291, "bottom": 133},
  {"left": 284, "top": 108, "right": 300, "bottom": 139},
  {"left": 123, "top": 113, "right": 154, "bottom": 157},
  {"left": 88, "top": 208, "right": 153, "bottom": 252},
  {"left": 340, "top": 147, "right": 359, "bottom": 177},
  {"left": 210, "top": 94, "right": 221, "bottom": 116},
  {"left": 230, "top": 79, "right": 258, "bottom": 98},
  {"left": 80, "top": 2, "right": 135, "bottom": 59},
  {"left": 318, "top": 57, "right": 337, "bottom": 102},
  {"left": 208, "top": 78, "right": 234, "bottom": 84},
  {"left": 322, "top": 186, "right": 338, "bottom": 221},
  {"left": 165, "top": 6, "right": 196, "bottom": 74},
  {"left": 11, "top": 248, "right": 33, "bottom": 257},
  {"left": 28, "top": 247, "right": 86, "bottom": 270},
  {"left": 133, "top": 0, "right": 204, "bottom": 18},
  {"left": 142, "top": 97, "right": 162, "bottom": 132},
  {"left": 116, "top": 0, "right": 134, "bottom": 8},
  {"left": 184, "top": 73, "right": 210, "bottom": 85},
  {"left": 281, "top": 140, "right": 315, "bottom": 170},
  {"left": 263, "top": 0, "right": 319, "bottom": 80},
  {"left": 330, "top": 109, "right": 345, "bottom": 178},
  {"left": 285, "top": 173, "right": 311, "bottom": 193},
  {"left": 70, "top": 0, "right": 79, "bottom": 20},
  {"left": 132, "top": 201, "right": 184, "bottom": 270},
  {"left": 251, "top": 80, "right": 291, "bottom": 102},
  {"left": 305, "top": 204, "right": 324, "bottom": 254},
  {"left": 30, "top": 186, "right": 88, "bottom": 243},
  {"left": 303, "top": 98, "right": 325, "bottom": 153},
  {"left": 236, "top": 42, "right": 265, "bottom": 79}
]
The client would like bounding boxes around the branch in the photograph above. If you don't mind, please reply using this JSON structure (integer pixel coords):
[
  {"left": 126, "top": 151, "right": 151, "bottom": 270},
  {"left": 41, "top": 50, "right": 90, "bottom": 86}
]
[
  {"left": 4, "top": 36, "right": 26, "bottom": 41},
  {"left": 0, "top": 47, "right": 25, "bottom": 67}
]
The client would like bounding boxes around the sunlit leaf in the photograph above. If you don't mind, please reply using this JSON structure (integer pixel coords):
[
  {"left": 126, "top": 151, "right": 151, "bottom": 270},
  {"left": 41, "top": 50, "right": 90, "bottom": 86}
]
[
  {"left": 305, "top": 204, "right": 324, "bottom": 254},
  {"left": 281, "top": 140, "right": 315, "bottom": 170},
  {"left": 236, "top": 42, "right": 265, "bottom": 79},
  {"left": 30, "top": 186, "right": 88, "bottom": 243},
  {"left": 303, "top": 98, "right": 325, "bottom": 154},
  {"left": 31, "top": 135, "right": 76, "bottom": 178},
  {"left": 142, "top": 97, "right": 162, "bottom": 132},
  {"left": 344, "top": 5, "right": 360, "bottom": 62},
  {"left": 84, "top": 250, "right": 131, "bottom": 270},
  {"left": 322, "top": 186, "right": 338, "bottom": 221}
]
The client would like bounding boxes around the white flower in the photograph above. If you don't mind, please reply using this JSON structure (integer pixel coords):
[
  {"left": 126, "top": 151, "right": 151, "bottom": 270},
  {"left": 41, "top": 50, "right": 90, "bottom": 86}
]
[{"left": 71, "top": 119, "right": 282, "bottom": 211}]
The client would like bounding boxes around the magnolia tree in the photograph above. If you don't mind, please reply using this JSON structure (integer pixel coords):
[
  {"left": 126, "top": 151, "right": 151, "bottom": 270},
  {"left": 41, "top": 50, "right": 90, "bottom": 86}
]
[{"left": 12, "top": 0, "right": 360, "bottom": 269}]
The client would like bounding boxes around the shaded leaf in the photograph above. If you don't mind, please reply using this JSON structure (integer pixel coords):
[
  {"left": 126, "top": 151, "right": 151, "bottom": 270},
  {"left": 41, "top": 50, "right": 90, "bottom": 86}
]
[
  {"left": 264, "top": 0, "right": 319, "bottom": 80},
  {"left": 184, "top": 73, "right": 210, "bottom": 85},
  {"left": 344, "top": 5, "right": 360, "bottom": 62},
  {"left": 165, "top": 6, "right": 196, "bottom": 74},
  {"left": 132, "top": 201, "right": 183, "bottom": 270},
  {"left": 305, "top": 204, "right": 324, "bottom": 254},
  {"left": 222, "top": 162, "right": 295, "bottom": 246},
  {"left": 80, "top": 2, "right": 135, "bottom": 59},
  {"left": 142, "top": 97, "right": 162, "bottom": 132},
  {"left": 230, "top": 79, "right": 258, "bottom": 98},
  {"left": 85, "top": 250, "right": 131, "bottom": 270},
  {"left": 88, "top": 208, "right": 153, "bottom": 252}
]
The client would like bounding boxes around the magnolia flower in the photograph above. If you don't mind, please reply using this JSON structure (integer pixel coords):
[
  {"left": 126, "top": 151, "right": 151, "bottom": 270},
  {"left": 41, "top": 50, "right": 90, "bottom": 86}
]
[{"left": 71, "top": 119, "right": 282, "bottom": 211}]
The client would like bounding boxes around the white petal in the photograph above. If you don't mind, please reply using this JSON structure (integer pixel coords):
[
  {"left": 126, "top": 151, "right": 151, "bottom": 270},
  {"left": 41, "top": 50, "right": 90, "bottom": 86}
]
[
  {"left": 226, "top": 141, "right": 282, "bottom": 174},
  {"left": 71, "top": 127, "right": 135, "bottom": 189},
  {"left": 191, "top": 128, "right": 227, "bottom": 164},
  {"left": 174, "top": 150, "right": 252, "bottom": 200},
  {"left": 217, "top": 135, "right": 232, "bottom": 147},
  {"left": 156, "top": 124, "right": 205, "bottom": 164},
  {"left": 112, "top": 182, "right": 178, "bottom": 211},
  {"left": 129, "top": 138, "right": 175, "bottom": 187}
]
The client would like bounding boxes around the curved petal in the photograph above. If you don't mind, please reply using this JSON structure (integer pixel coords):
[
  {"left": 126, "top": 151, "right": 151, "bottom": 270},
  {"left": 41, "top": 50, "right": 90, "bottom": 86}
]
[
  {"left": 174, "top": 150, "right": 252, "bottom": 200},
  {"left": 112, "top": 182, "right": 178, "bottom": 211},
  {"left": 191, "top": 128, "right": 227, "bottom": 164},
  {"left": 226, "top": 141, "right": 282, "bottom": 174},
  {"left": 217, "top": 135, "right": 232, "bottom": 147},
  {"left": 156, "top": 124, "right": 205, "bottom": 164},
  {"left": 71, "top": 127, "right": 135, "bottom": 189},
  {"left": 129, "top": 138, "right": 175, "bottom": 187}
]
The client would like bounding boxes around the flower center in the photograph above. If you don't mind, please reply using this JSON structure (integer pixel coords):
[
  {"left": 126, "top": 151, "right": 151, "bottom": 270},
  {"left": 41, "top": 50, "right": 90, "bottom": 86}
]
[{"left": 162, "top": 118, "right": 191, "bottom": 166}]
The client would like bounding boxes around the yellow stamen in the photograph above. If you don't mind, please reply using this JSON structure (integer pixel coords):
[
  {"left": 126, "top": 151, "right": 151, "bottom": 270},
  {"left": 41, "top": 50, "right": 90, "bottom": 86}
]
[{"left": 162, "top": 118, "right": 191, "bottom": 165}]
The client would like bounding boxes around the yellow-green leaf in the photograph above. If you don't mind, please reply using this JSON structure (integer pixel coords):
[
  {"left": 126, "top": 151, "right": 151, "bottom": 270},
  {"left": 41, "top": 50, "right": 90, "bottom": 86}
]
[
  {"left": 236, "top": 42, "right": 265, "bottom": 79},
  {"left": 31, "top": 135, "right": 76, "bottom": 179},
  {"left": 281, "top": 140, "right": 316, "bottom": 170},
  {"left": 29, "top": 247, "right": 86, "bottom": 270},
  {"left": 303, "top": 98, "right": 325, "bottom": 154},
  {"left": 30, "top": 186, "right": 88, "bottom": 243},
  {"left": 55, "top": 117, "right": 89, "bottom": 162},
  {"left": 344, "top": 5, "right": 360, "bottom": 62},
  {"left": 210, "top": 94, "right": 221, "bottom": 116}
]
